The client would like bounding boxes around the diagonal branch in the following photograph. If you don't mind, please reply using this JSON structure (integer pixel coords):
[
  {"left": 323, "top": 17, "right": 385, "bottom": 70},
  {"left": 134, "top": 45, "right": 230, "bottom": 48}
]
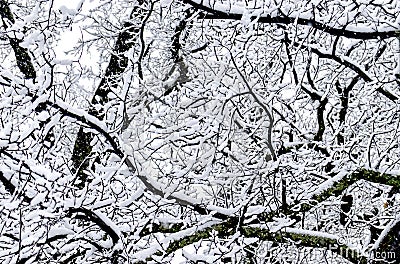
[
  {"left": 257, "top": 168, "right": 400, "bottom": 224},
  {"left": 138, "top": 218, "right": 366, "bottom": 264},
  {"left": 212, "top": 170, "right": 399, "bottom": 262},
  {"left": 0, "top": 171, "right": 15, "bottom": 194},
  {"left": 286, "top": 41, "right": 373, "bottom": 82}
]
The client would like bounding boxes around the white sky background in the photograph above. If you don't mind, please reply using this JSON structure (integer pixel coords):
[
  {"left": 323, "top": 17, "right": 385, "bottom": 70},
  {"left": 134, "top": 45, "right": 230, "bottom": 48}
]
[
  {"left": 52, "top": 0, "right": 102, "bottom": 75},
  {"left": 52, "top": 0, "right": 86, "bottom": 58},
  {"left": 49, "top": 0, "right": 111, "bottom": 100}
]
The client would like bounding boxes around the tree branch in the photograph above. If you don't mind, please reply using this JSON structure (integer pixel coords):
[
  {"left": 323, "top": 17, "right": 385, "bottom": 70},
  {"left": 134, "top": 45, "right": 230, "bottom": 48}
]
[
  {"left": 140, "top": 218, "right": 366, "bottom": 263},
  {"left": 181, "top": 0, "right": 398, "bottom": 40},
  {"left": 67, "top": 207, "right": 120, "bottom": 245}
]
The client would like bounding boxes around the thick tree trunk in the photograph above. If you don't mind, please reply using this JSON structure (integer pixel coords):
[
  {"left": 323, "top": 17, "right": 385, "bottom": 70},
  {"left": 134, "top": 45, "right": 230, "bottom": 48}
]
[{"left": 71, "top": 2, "right": 146, "bottom": 187}]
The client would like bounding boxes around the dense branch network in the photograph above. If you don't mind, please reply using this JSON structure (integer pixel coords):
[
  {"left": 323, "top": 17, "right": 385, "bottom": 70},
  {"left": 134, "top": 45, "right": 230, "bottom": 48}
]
[{"left": 0, "top": 0, "right": 399, "bottom": 263}]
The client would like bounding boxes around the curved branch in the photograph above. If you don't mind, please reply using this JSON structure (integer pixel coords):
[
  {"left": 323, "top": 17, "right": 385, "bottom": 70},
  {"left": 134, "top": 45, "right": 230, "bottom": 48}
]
[
  {"left": 67, "top": 207, "right": 120, "bottom": 245},
  {"left": 41, "top": 97, "right": 232, "bottom": 220},
  {"left": 40, "top": 94, "right": 400, "bottom": 227},
  {"left": 228, "top": 50, "right": 276, "bottom": 160}
]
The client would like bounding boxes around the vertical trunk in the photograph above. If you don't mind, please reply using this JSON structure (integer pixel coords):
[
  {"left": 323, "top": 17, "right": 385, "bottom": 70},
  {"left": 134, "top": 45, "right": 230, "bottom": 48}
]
[
  {"left": 0, "top": 0, "right": 36, "bottom": 79},
  {"left": 397, "top": 33, "right": 400, "bottom": 80},
  {"left": 71, "top": 1, "right": 146, "bottom": 187}
]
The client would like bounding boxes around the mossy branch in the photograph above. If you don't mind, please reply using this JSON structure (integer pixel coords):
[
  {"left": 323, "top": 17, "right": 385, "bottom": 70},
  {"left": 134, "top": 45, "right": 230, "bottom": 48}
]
[
  {"left": 142, "top": 219, "right": 367, "bottom": 263},
  {"left": 258, "top": 168, "right": 400, "bottom": 223}
]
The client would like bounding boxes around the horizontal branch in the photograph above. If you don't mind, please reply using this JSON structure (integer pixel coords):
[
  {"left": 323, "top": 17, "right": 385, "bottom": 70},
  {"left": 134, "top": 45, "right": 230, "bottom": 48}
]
[{"left": 181, "top": 0, "right": 398, "bottom": 40}]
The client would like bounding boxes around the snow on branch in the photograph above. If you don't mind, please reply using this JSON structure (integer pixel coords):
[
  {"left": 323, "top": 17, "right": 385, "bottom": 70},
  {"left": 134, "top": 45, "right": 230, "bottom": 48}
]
[
  {"left": 139, "top": 218, "right": 366, "bottom": 263},
  {"left": 182, "top": 0, "right": 399, "bottom": 40},
  {"left": 0, "top": 0, "right": 36, "bottom": 79},
  {"left": 67, "top": 207, "right": 120, "bottom": 245}
]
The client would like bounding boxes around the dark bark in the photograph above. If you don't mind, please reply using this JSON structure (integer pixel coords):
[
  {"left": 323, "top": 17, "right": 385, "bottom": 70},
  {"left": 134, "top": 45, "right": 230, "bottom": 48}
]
[
  {"left": 340, "top": 194, "right": 353, "bottom": 225},
  {"left": 379, "top": 221, "right": 400, "bottom": 262},
  {"left": 67, "top": 207, "right": 120, "bottom": 245},
  {"left": 0, "top": 171, "right": 15, "bottom": 194},
  {"left": 71, "top": 4, "right": 145, "bottom": 187},
  {"left": 314, "top": 98, "right": 328, "bottom": 142},
  {"left": 181, "top": 0, "right": 398, "bottom": 40},
  {"left": 0, "top": 0, "right": 36, "bottom": 79}
]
